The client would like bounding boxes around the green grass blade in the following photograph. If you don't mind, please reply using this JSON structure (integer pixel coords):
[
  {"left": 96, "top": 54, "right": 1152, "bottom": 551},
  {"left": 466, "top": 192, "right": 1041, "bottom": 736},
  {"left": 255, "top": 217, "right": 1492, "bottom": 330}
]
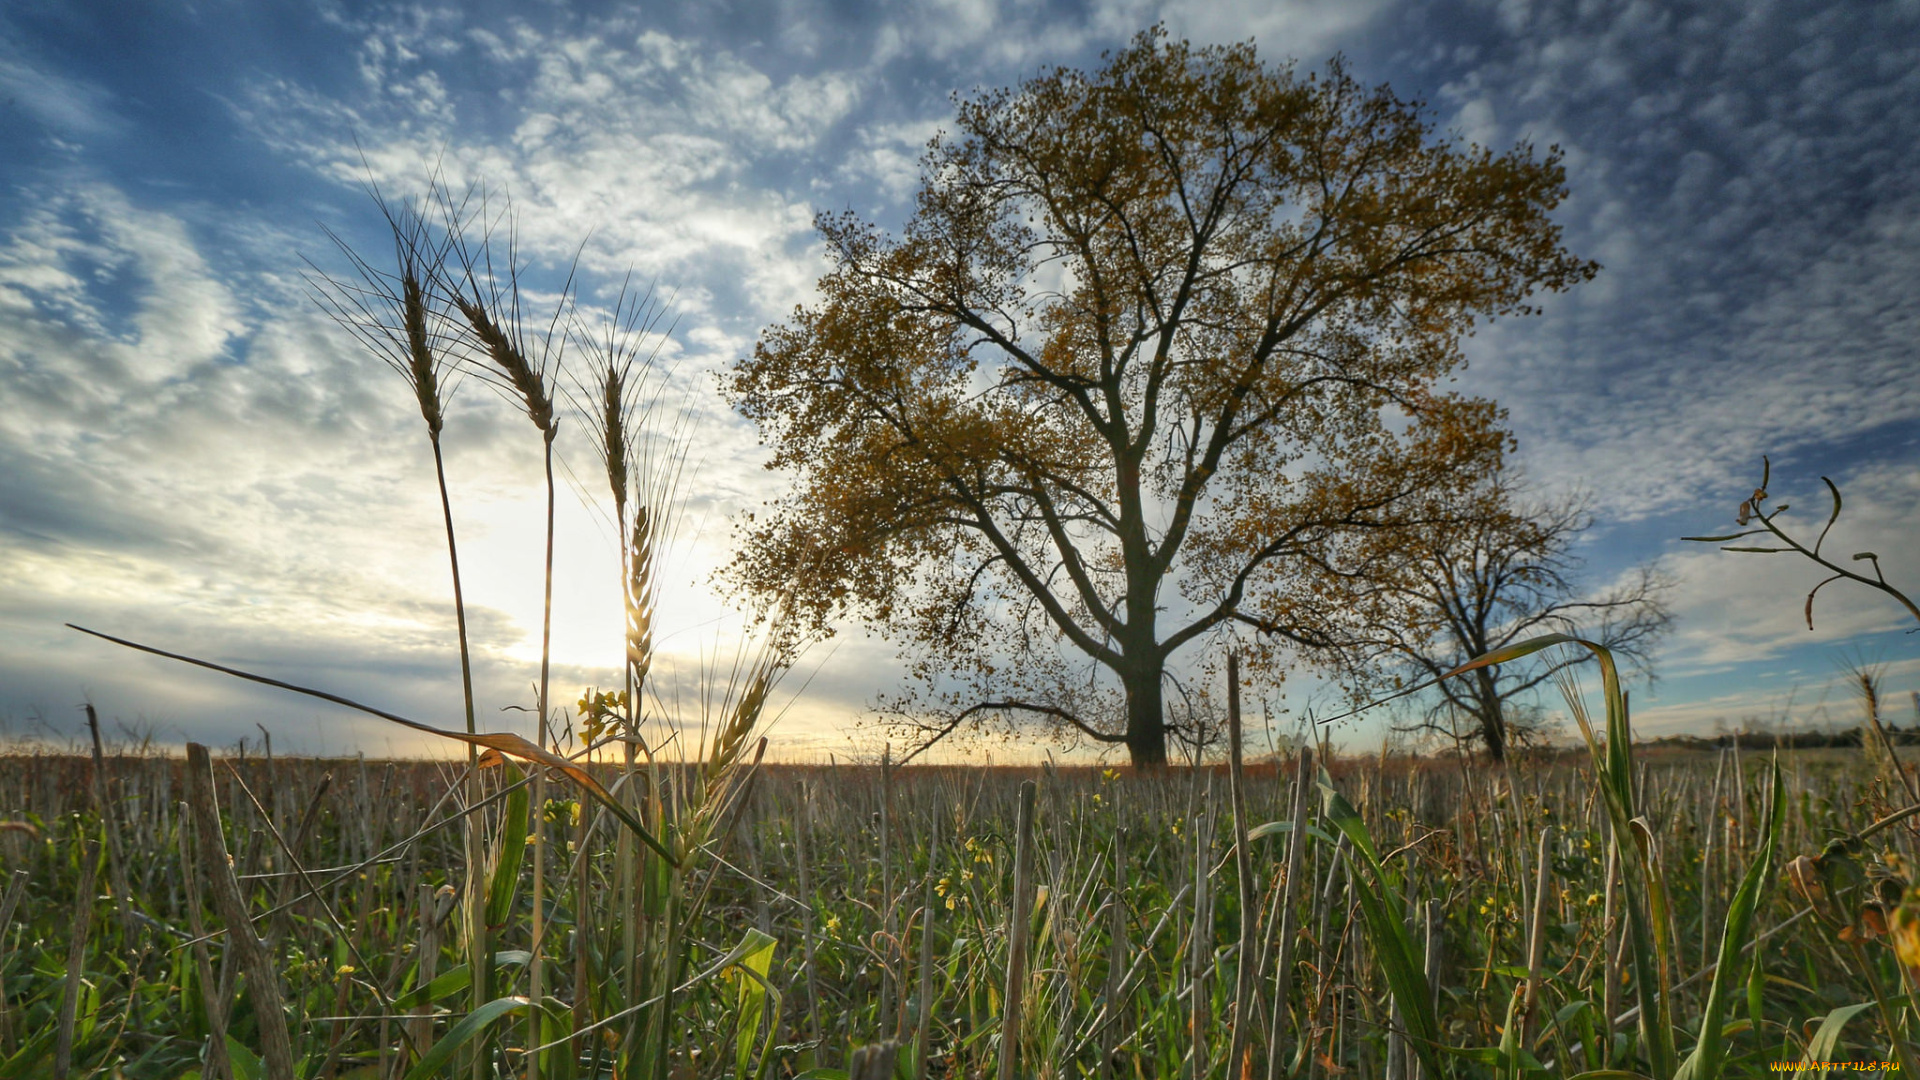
[
  {"left": 402, "top": 996, "right": 529, "bottom": 1080},
  {"left": 1630, "top": 819, "right": 1679, "bottom": 1054},
  {"left": 1442, "top": 633, "right": 1676, "bottom": 1077},
  {"left": 731, "top": 928, "right": 778, "bottom": 1080},
  {"left": 391, "top": 951, "right": 532, "bottom": 1011},
  {"left": 486, "top": 770, "right": 529, "bottom": 933},
  {"left": 1246, "top": 820, "right": 1335, "bottom": 845},
  {"left": 1444, "top": 1044, "right": 1547, "bottom": 1073},
  {"left": 1800, "top": 1002, "right": 1876, "bottom": 1066},
  {"left": 224, "top": 1037, "right": 263, "bottom": 1080},
  {"left": 536, "top": 996, "right": 576, "bottom": 1080},
  {"left": 1319, "top": 774, "right": 1446, "bottom": 1080},
  {"left": 0, "top": 1025, "right": 56, "bottom": 1077},
  {"left": 1674, "top": 757, "right": 1785, "bottom": 1080},
  {"left": 1548, "top": 1000, "right": 1602, "bottom": 1072}
]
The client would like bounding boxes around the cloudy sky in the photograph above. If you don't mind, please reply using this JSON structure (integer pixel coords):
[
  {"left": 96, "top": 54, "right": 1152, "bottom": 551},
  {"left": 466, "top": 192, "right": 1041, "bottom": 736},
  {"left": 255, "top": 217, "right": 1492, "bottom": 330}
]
[{"left": 2, "top": 0, "right": 1916, "bottom": 762}]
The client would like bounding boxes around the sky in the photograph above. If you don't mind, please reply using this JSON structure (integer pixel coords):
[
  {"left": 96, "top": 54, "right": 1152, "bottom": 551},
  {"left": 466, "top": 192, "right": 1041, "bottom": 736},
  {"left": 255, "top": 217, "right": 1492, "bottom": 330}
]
[{"left": 1, "top": 0, "right": 1916, "bottom": 763}]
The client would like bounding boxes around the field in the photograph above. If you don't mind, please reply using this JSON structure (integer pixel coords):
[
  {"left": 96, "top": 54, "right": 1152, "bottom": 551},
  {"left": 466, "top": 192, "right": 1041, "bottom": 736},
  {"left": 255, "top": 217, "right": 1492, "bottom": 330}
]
[{"left": 2, "top": 712, "right": 1918, "bottom": 1080}]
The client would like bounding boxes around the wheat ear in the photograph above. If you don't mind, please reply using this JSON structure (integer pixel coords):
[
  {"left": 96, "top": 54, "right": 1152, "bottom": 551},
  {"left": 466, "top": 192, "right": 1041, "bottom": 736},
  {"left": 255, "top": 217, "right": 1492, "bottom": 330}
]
[
  {"left": 454, "top": 295, "right": 554, "bottom": 437},
  {"left": 626, "top": 505, "right": 656, "bottom": 707},
  {"left": 401, "top": 272, "right": 444, "bottom": 435}
]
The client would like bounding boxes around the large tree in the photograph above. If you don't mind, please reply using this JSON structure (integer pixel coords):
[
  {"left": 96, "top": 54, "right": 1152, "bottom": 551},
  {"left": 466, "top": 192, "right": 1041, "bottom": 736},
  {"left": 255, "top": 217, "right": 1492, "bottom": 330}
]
[{"left": 726, "top": 30, "right": 1596, "bottom": 766}]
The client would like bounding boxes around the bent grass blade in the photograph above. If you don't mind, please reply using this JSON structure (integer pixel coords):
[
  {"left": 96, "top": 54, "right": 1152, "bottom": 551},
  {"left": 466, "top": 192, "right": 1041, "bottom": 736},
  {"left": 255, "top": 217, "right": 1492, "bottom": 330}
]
[
  {"left": 1440, "top": 632, "right": 1677, "bottom": 1077},
  {"left": 65, "top": 623, "right": 678, "bottom": 866}
]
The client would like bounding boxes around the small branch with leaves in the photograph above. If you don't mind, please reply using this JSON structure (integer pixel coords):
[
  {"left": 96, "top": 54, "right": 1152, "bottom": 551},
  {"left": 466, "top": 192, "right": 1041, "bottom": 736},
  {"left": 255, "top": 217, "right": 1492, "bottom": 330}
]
[{"left": 1684, "top": 456, "right": 1918, "bottom": 629}]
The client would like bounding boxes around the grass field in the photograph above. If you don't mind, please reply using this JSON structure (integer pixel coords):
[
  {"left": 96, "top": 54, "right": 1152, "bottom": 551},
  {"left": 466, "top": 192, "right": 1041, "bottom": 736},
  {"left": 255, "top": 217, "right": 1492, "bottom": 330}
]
[{"left": 3, "top": 706, "right": 1919, "bottom": 1080}]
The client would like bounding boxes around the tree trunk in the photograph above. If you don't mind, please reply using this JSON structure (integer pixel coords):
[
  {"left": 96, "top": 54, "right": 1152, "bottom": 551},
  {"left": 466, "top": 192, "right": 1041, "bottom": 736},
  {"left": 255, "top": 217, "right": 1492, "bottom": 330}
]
[
  {"left": 1122, "top": 660, "right": 1168, "bottom": 767},
  {"left": 1477, "top": 707, "right": 1507, "bottom": 762},
  {"left": 1474, "top": 666, "right": 1507, "bottom": 762}
]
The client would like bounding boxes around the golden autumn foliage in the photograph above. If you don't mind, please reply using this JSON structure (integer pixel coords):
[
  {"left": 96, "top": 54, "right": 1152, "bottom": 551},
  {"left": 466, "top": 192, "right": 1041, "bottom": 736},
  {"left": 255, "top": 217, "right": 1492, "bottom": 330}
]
[{"left": 725, "top": 28, "right": 1597, "bottom": 765}]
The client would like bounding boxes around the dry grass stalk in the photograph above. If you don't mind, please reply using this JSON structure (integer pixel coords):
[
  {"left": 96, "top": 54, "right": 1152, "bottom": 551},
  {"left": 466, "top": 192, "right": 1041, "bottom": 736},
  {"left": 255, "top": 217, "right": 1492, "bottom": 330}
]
[
  {"left": 1311, "top": 831, "right": 1350, "bottom": 1073},
  {"left": 0, "top": 868, "right": 27, "bottom": 1053},
  {"left": 307, "top": 183, "right": 485, "bottom": 1074},
  {"left": 437, "top": 200, "right": 573, "bottom": 1080},
  {"left": 851, "top": 1040, "right": 901, "bottom": 1080},
  {"left": 187, "top": 743, "right": 296, "bottom": 1079},
  {"left": 20, "top": 724, "right": 1920, "bottom": 1078},
  {"left": 1268, "top": 746, "right": 1313, "bottom": 1080},
  {"left": 999, "top": 779, "right": 1038, "bottom": 1080},
  {"left": 1226, "top": 655, "right": 1258, "bottom": 1078},
  {"left": 268, "top": 772, "right": 332, "bottom": 953},
  {"left": 83, "top": 705, "right": 137, "bottom": 947},
  {"left": 1521, "top": 824, "right": 1554, "bottom": 1041},
  {"left": 795, "top": 778, "right": 824, "bottom": 1054},
  {"left": 565, "top": 277, "right": 679, "bottom": 1076},
  {"left": 880, "top": 745, "right": 897, "bottom": 1040},
  {"left": 1100, "top": 828, "right": 1129, "bottom": 1080},
  {"left": 178, "top": 810, "right": 232, "bottom": 1080},
  {"left": 220, "top": 758, "right": 403, "bottom": 1059},
  {"left": 53, "top": 839, "right": 98, "bottom": 1077},
  {"left": 409, "top": 883, "right": 442, "bottom": 1066},
  {"left": 1189, "top": 808, "right": 1212, "bottom": 1080},
  {"left": 1415, "top": 899, "right": 1443, "bottom": 1080},
  {"left": 1601, "top": 831, "right": 1620, "bottom": 1054},
  {"left": 563, "top": 274, "right": 677, "bottom": 756},
  {"left": 913, "top": 827, "right": 939, "bottom": 1080}
]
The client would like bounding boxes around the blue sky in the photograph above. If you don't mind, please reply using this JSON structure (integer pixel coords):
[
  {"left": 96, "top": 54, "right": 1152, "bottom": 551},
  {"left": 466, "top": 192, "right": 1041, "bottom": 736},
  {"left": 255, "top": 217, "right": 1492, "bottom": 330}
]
[{"left": 1, "top": 0, "right": 1916, "bottom": 761}]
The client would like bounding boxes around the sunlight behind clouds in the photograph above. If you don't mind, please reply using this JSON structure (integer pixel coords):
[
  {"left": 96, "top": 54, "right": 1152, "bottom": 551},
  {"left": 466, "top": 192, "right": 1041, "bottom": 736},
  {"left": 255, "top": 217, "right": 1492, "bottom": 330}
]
[{"left": 0, "top": 0, "right": 1913, "bottom": 757}]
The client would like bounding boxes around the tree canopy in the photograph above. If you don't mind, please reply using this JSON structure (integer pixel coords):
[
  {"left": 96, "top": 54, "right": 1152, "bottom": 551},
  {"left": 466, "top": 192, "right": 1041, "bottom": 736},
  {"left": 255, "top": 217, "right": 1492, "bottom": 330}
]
[{"left": 726, "top": 29, "right": 1597, "bottom": 765}]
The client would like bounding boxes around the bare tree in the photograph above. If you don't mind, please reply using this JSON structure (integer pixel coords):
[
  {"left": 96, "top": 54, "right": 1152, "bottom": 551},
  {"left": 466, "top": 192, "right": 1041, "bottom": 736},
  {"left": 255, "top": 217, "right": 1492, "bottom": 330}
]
[{"left": 1322, "top": 478, "right": 1672, "bottom": 760}]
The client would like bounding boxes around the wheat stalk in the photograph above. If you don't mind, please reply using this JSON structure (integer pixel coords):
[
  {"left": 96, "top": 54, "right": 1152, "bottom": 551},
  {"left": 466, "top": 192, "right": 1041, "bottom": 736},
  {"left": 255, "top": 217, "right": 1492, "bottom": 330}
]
[
  {"left": 562, "top": 278, "right": 679, "bottom": 735},
  {"left": 437, "top": 192, "right": 577, "bottom": 1080},
  {"left": 306, "top": 179, "right": 493, "bottom": 1077},
  {"left": 710, "top": 650, "right": 777, "bottom": 782}
]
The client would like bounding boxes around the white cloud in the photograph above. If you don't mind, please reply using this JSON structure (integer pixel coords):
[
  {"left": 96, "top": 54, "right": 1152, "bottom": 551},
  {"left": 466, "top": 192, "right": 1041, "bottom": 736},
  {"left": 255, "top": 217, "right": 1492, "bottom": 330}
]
[
  {"left": 1658, "top": 459, "right": 1920, "bottom": 670},
  {"left": 1151, "top": 0, "right": 1395, "bottom": 60},
  {"left": 839, "top": 117, "right": 947, "bottom": 203},
  {"left": 241, "top": 17, "right": 860, "bottom": 334},
  {"left": 0, "top": 43, "right": 121, "bottom": 138},
  {"left": 863, "top": 0, "right": 1391, "bottom": 73},
  {"left": 0, "top": 182, "right": 246, "bottom": 449},
  {"left": 1434, "top": 0, "right": 1920, "bottom": 519},
  {"left": 1633, "top": 654, "right": 1920, "bottom": 738}
]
